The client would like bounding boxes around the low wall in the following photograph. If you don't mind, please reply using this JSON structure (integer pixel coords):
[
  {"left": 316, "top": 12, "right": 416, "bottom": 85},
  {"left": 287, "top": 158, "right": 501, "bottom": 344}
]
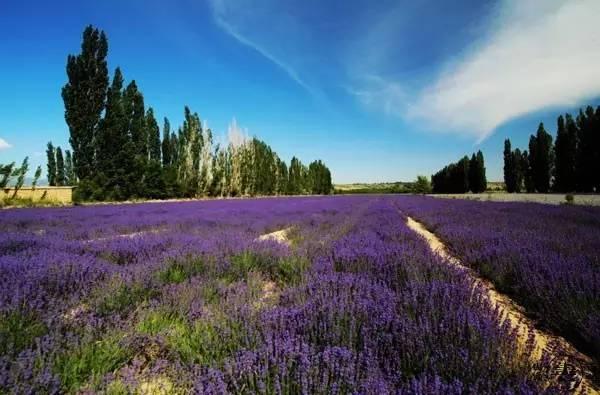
[{"left": 1, "top": 186, "right": 74, "bottom": 203}]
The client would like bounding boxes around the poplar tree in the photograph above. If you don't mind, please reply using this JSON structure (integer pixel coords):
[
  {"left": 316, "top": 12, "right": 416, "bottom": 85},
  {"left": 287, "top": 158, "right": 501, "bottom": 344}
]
[
  {"left": 12, "top": 157, "right": 28, "bottom": 198},
  {"left": 146, "top": 108, "right": 161, "bottom": 163},
  {"left": 46, "top": 142, "right": 57, "bottom": 186},
  {"left": 162, "top": 118, "right": 172, "bottom": 167},
  {"left": 531, "top": 123, "right": 553, "bottom": 193},
  {"left": 512, "top": 149, "right": 523, "bottom": 193},
  {"left": 554, "top": 114, "right": 577, "bottom": 192},
  {"left": 0, "top": 163, "right": 15, "bottom": 189},
  {"left": 288, "top": 157, "right": 303, "bottom": 195},
  {"left": 503, "top": 139, "right": 517, "bottom": 192},
  {"left": 476, "top": 150, "right": 487, "bottom": 192},
  {"left": 65, "top": 150, "right": 75, "bottom": 185},
  {"left": 32, "top": 166, "right": 42, "bottom": 190},
  {"left": 56, "top": 147, "right": 66, "bottom": 186},
  {"left": 97, "top": 68, "right": 125, "bottom": 179},
  {"left": 521, "top": 150, "right": 534, "bottom": 193},
  {"left": 575, "top": 107, "right": 595, "bottom": 192},
  {"left": 62, "top": 25, "right": 109, "bottom": 181}
]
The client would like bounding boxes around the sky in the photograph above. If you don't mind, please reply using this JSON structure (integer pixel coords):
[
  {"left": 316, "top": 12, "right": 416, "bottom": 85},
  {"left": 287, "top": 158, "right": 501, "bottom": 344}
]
[{"left": 1, "top": 0, "right": 600, "bottom": 183}]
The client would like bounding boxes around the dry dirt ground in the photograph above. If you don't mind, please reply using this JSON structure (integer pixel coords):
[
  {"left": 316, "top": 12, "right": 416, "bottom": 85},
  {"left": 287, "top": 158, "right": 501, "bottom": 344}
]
[
  {"left": 405, "top": 216, "right": 598, "bottom": 394},
  {"left": 257, "top": 228, "right": 292, "bottom": 246},
  {"left": 429, "top": 193, "right": 600, "bottom": 206}
]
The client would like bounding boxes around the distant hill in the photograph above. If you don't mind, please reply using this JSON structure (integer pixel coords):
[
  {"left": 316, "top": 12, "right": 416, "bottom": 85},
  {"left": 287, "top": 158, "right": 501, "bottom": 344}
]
[{"left": 333, "top": 182, "right": 410, "bottom": 194}]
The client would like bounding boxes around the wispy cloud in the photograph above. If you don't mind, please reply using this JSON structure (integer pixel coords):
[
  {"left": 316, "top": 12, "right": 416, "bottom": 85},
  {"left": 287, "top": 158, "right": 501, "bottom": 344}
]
[
  {"left": 0, "top": 137, "right": 12, "bottom": 151},
  {"left": 208, "top": 0, "right": 317, "bottom": 97},
  {"left": 405, "top": 0, "right": 600, "bottom": 141}
]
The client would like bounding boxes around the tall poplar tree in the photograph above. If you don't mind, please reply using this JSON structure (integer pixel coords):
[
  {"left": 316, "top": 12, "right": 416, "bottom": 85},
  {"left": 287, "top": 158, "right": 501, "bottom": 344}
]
[
  {"left": 162, "top": 118, "right": 172, "bottom": 167},
  {"left": 555, "top": 114, "right": 577, "bottom": 192},
  {"left": 521, "top": 150, "right": 534, "bottom": 193},
  {"left": 46, "top": 142, "right": 57, "bottom": 186},
  {"left": 65, "top": 150, "right": 75, "bottom": 185},
  {"left": 503, "top": 139, "right": 517, "bottom": 192},
  {"left": 531, "top": 123, "right": 553, "bottom": 193},
  {"left": 146, "top": 108, "right": 161, "bottom": 163},
  {"left": 56, "top": 147, "right": 66, "bottom": 186},
  {"left": 97, "top": 68, "right": 125, "bottom": 178},
  {"left": 575, "top": 107, "right": 595, "bottom": 192},
  {"left": 62, "top": 25, "right": 109, "bottom": 181}
]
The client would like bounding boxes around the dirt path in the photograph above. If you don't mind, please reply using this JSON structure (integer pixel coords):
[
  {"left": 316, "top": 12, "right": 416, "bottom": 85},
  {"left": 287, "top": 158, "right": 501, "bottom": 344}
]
[
  {"left": 405, "top": 216, "right": 597, "bottom": 394},
  {"left": 257, "top": 228, "right": 291, "bottom": 245}
]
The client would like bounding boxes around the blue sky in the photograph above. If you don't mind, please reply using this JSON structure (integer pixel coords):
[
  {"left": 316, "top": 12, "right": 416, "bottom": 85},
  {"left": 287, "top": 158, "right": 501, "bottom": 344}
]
[{"left": 1, "top": 0, "right": 599, "bottom": 183}]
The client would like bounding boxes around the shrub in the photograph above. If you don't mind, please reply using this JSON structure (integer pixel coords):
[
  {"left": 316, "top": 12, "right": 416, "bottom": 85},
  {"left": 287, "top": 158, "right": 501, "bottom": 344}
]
[
  {"left": 0, "top": 310, "right": 47, "bottom": 357},
  {"left": 54, "top": 336, "right": 132, "bottom": 392}
]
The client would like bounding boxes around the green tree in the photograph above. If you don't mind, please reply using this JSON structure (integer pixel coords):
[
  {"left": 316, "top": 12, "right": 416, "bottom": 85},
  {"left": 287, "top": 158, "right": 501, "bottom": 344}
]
[
  {"left": 468, "top": 151, "right": 487, "bottom": 193},
  {"left": 503, "top": 139, "right": 518, "bottom": 193},
  {"left": 56, "top": 147, "right": 66, "bottom": 186},
  {"left": 62, "top": 25, "right": 109, "bottom": 181},
  {"left": 97, "top": 68, "right": 125, "bottom": 182},
  {"left": 521, "top": 150, "right": 534, "bottom": 193},
  {"left": 512, "top": 149, "right": 523, "bottom": 193},
  {"left": 46, "top": 142, "right": 57, "bottom": 186},
  {"left": 476, "top": 151, "right": 487, "bottom": 192},
  {"left": 146, "top": 108, "right": 161, "bottom": 163},
  {"left": 594, "top": 107, "right": 600, "bottom": 191},
  {"left": 32, "top": 166, "right": 42, "bottom": 190},
  {"left": 0, "top": 163, "right": 15, "bottom": 188},
  {"left": 575, "top": 107, "right": 595, "bottom": 192},
  {"left": 531, "top": 123, "right": 553, "bottom": 193},
  {"left": 122, "top": 80, "right": 149, "bottom": 197},
  {"left": 162, "top": 117, "right": 172, "bottom": 167},
  {"left": 288, "top": 157, "right": 303, "bottom": 195},
  {"left": 413, "top": 175, "right": 432, "bottom": 194},
  {"left": 554, "top": 114, "right": 577, "bottom": 192},
  {"left": 65, "top": 150, "right": 75, "bottom": 185},
  {"left": 12, "top": 157, "right": 29, "bottom": 198}
]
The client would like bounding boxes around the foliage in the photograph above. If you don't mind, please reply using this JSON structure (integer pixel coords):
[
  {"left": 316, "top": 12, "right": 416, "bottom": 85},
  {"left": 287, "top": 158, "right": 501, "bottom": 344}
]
[
  {"left": 56, "top": 27, "right": 334, "bottom": 201},
  {"left": 503, "top": 105, "right": 600, "bottom": 193},
  {"left": 431, "top": 154, "right": 481, "bottom": 194},
  {"left": 46, "top": 142, "right": 57, "bottom": 186},
  {"left": 412, "top": 175, "right": 432, "bottom": 194},
  {"left": 0, "top": 196, "right": 581, "bottom": 392},
  {"left": 55, "top": 336, "right": 132, "bottom": 393},
  {"left": 62, "top": 25, "right": 109, "bottom": 181}
]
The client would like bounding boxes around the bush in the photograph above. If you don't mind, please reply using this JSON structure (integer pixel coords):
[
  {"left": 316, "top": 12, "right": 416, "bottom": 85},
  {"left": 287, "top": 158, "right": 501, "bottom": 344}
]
[
  {"left": 565, "top": 194, "right": 575, "bottom": 204},
  {"left": 55, "top": 336, "right": 132, "bottom": 392},
  {"left": 412, "top": 176, "right": 432, "bottom": 194}
]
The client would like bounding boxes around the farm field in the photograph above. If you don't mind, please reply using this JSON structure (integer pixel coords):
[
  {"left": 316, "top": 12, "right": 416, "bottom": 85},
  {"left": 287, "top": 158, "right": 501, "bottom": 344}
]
[
  {"left": 1, "top": 196, "right": 599, "bottom": 394},
  {"left": 429, "top": 193, "right": 600, "bottom": 206}
]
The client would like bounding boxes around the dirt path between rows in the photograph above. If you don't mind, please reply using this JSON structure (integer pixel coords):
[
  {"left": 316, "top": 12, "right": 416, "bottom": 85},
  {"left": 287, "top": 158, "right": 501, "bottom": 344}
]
[
  {"left": 257, "top": 228, "right": 291, "bottom": 246},
  {"left": 405, "top": 216, "right": 598, "bottom": 394}
]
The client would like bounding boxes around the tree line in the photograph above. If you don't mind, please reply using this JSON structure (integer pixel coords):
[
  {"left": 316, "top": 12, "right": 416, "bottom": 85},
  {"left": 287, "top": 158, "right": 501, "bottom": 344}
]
[
  {"left": 57, "top": 26, "right": 332, "bottom": 201},
  {"left": 46, "top": 142, "right": 75, "bottom": 186},
  {"left": 0, "top": 158, "right": 44, "bottom": 198},
  {"left": 431, "top": 151, "right": 487, "bottom": 193},
  {"left": 503, "top": 105, "right": 600, "bottom": 193}
]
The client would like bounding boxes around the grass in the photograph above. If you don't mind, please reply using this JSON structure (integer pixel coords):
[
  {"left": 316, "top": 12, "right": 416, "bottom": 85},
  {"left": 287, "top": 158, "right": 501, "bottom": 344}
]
[
  {"left": 156, "top": 257, "right": 208, "bottom": 284},
  {"left": 225, "top": 252, "right": 309, "bottom": 285},
  {"left": 94, "top": 279, "right": 158, "bottom": 316},
  {"left": 137, "top": 309, "right": 246, "bottom": 367},
  {"left": 0, "top": 196, "right": 67, "bottom": 208},
  {"left": 54, "top": 336, "right": 132, "bottom": 393},
  {"left": 0, "top": 310, "right": 47, "bottom": 357}
]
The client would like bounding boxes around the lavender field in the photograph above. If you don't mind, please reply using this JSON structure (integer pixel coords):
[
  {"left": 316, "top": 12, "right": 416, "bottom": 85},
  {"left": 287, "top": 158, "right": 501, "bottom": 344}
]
[{"left": 0, "top": 196, "right": 597, "bottom": 394}]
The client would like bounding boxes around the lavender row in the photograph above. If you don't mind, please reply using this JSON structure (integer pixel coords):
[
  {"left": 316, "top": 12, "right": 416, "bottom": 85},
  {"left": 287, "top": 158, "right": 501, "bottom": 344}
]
[
  {"left": 0, "top": 196, "right": 573, "bottom": 393},
  {"left": 396, "top": 195, "right": 600, "bottom": 372}
]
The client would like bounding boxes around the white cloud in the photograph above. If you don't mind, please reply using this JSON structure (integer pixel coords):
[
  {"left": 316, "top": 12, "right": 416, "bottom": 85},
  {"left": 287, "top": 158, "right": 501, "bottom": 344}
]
[
  {"left": 208, "top": 0, "right": 317, "bottom": 97},
  {"left": 0, "top": 137, "right": 12, "bottom": 151},
  {"left": 407, "top": 0, "right": 600, "bottom": 142}
]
